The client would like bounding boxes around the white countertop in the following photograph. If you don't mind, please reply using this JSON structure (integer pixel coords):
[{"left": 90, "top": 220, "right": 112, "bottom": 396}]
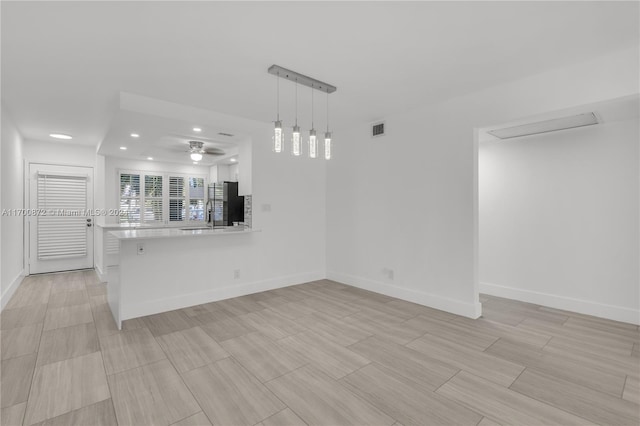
[
  {"left": 97, "top": 223, "right": 181, "bottom": 230},
  {"left": 109, "top": 226, "right": 259, "bottom": 240}
]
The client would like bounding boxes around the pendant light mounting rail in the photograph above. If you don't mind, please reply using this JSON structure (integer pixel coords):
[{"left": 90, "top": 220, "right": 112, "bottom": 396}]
[{"left": 268, "top": 65, "right": 337, "bottom": 94}]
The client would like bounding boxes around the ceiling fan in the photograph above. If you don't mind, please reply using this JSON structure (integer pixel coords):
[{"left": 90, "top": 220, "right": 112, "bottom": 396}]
[{"left": 185, "top": 141, "right": 225, "bottom": 162}]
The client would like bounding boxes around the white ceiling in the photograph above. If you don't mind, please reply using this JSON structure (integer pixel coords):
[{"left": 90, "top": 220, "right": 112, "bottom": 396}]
[{"left": 2, "top": 1, "right": 638, "bottom": 156}]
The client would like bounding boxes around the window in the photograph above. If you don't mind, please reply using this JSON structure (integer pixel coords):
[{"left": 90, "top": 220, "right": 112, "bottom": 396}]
[
  {"left": 118, "top": 170, "right": 206, "bottom": 225},
  {"left": 144, "top": 175, "right": 163, "bottom": 223},
  {"left": 119, "top": 173, "right": 140, "bottom": 224},
  {"left": 169, "top": 176, "right": 185, "bottom": 222},
  {"left": 188, "top": 177, "right": 205, "bottom": 221}
]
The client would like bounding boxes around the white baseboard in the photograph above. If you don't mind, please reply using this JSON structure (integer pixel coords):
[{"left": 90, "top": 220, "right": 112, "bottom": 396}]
[
  {"left": 1, "top": 269, "right": 25, "bottom": 311},
  {"left": 480, "top": 281, "right": 640, "bottom": 325},
  {"left": 328, "top": 271, "right": 482, "bottom": 319},
  {"left": 120, "top": 270, "right": 326, "bottom": 321}
]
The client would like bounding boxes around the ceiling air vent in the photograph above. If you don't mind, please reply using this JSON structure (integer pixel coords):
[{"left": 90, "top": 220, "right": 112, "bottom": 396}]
[
  {"left": 488, "top": 112, "right": 598, "bottom": 139},
  {"left": 372, "top": 122, "right": 385, "bottom": 138},
  {"left": 218, "top": 132, "right": 234, "bottom": 137}
]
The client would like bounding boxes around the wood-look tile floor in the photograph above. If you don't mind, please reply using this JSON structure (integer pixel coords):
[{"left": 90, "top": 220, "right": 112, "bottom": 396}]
[{"left": 1, "top": 272, "right": 639, "bottom": 426}]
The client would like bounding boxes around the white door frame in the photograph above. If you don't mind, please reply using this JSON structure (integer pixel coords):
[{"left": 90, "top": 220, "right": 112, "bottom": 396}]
[{"left": 25, "top": 161, "right": 95, "bottom": 274}]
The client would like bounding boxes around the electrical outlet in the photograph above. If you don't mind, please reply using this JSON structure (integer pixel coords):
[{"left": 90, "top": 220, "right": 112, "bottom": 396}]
[
  {"left": 234, "top": 269, "right": 240, "bottom": 279},
  {"left": 388, "top": 269, "right": 394, "bottom": 280},
  {"left": 261, "top": 204, "right": 271, "bottom": 212},
  {"left": 137, "top": 244, "right": 145, "bottom": 255}
]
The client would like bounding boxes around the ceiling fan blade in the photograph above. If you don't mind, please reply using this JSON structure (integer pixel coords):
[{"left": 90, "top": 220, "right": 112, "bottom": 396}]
[{"left": 204, "top": 147, "right": 225, "bottom": 155}]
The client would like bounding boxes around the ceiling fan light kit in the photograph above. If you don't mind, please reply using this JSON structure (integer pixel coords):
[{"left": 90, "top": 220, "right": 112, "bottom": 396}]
[{"left": 268, "top": 65, "right": 336, "bottom": 160}]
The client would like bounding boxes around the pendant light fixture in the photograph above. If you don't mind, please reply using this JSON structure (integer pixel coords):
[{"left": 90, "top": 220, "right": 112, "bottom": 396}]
[
  {"left": 267, "top": 65, "right": 337, "bottom": 159},
  {"left": 309, "top": 84, "right": 317, "bottom": 159},
  {"left": 324, "top": 91, "right": 331, "bottom": 160},
  {"left": 291, "top": 79, "right": 301, "bottom": 156},
  {"left": 273, "top": 71, "right": 284, "bottom": 153}
]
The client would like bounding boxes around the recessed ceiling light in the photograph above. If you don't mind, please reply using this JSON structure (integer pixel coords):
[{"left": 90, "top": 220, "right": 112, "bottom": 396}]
[
  {"left": 49, "top": 133, "right": 72, "bottom": 140},
  {"left": 230, "top": 158, "right": 237, "bottom": 162},
  {"left": 120, "top": 147, "right": 127, "bottom": 150},
  {"left": 130, "top": 133, "right": 140, "bottom": 138},
  {"left": 193, "top": 127, "right": 202, "bottom": 132},
  {"left": 147, "top": 157, "right": 153, "bottom": 160}
]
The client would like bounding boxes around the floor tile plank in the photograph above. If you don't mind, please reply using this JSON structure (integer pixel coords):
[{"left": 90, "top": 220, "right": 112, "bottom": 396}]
[
  {"left": 182, "top": 357, "right": 285, "bottom": 426},
  {"left": 297, "top": 312, "right": 372, "bottom": 347},
  {"left": 198, "top": 316, "right": 256, "bottom": 342},
  {"left": 43, "top": 304, "right": 93, "bottom": 331},
  {"left": 5, "top": 281, "right": 52, "bottom": 310},
  {"left": 341, "top": 363, "right": 482, "bottom": 426},
  {"left": 30, "top": 399, "right": 116, "bottom": 426},
  {"left": 1, "top": 304, "right": 48, "bottom": 330},
  {"left": 23, "top": 352, "right": 110, "bottom": 425},
  {"left": 99, "top": 327, "right": 166, "bottom": 375},
  {"left": 170, "top": 411, "right": 212, "bottom": 426},
  {"left": 385, "top": 300, "right": 459, "bottom": 321},
  {"left": 108, "top": 359, "right": 200, "bottom": 426},
  {"left": 0, "top": 402, "right": 26, "bottom": 426},
  {"left": 47, "top": 290, "right": 89, "bottom": 309},
  {"left": 36, "top": 323, "right": 99, "bottom": 367},
  {"left": 221, "top": 332, "right": 308, "bottom": 382},
  {"left": 236, "top": 309, "right": 307, "bottom": 340},
  {"left": 258, "top": 408, "right": 307, "bottom": 426},
  {"left": 451, "top": 316, "right": 551, "bottom": 348},
  {"left": 141, "top": 310, "right": 194, "bottom": 337},
  {"left": 511, "top": 368, "right": 639, "bottom": 425},
  {"left": 623, "top": 375, "right": 639, "bottom": 404},
  {"left": 279, "top": 330, "right": 370, "bottom": 379},
  {"left": 155, "top": 326, "right": 228, "bottom": 373},
  {"left": 437, "top": 371, "right": 595, "bottom": 426},
  {"left": 407, "top": 333, "right": 524, "bottom": 387},
  {"left": 344, "top": 313, "right": 424, "bottom": 345},
  {"left": 1, "top": 323, "right": 43, "bottom": 360},
  {"left": 266, "top": 365, "right": 395, "bottom": 426},
  {"left": 49, "top": 280, "right": 85, "bottom": 294},
  {"left": 348, "top": 336, "right": 459, "bottom": 390},
  {"left": 405, "top": 315, "right": 499, "bottom": 350},
  {"left": 1, "top": 353, "right": 37, "bottom": 408},
  {"left": 485, "top": 337, "right": 627, "bottom": 396}
]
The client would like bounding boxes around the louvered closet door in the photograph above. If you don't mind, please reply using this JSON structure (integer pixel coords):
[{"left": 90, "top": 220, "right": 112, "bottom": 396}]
[{"left": 29, "top": 164, "right": 94, "bottom": 274}]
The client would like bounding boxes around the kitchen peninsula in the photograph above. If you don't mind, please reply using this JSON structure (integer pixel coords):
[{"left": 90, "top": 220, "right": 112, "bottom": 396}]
[{"left": 103, "top": 225, "right": 260, "bottom": 329}]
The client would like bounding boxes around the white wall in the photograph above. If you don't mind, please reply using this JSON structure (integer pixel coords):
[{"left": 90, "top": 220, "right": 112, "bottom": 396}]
[
  {"left": 229, "top": 163, "right": 239, "bottom": 182},
  {"left": 217, "top": 164, "right": 230, "bottom": 183},
  {"left": 1, "top": 107, "right": 25, "bottom": 308},
  {"left": 326, "top": 47, "right": 639, "bottom": 319},
  {"left": 23, "top": 140, "right": 97, "bottom": 168},
  {"left": 479, "top": 118, "right": 639, "bottom": 323}
]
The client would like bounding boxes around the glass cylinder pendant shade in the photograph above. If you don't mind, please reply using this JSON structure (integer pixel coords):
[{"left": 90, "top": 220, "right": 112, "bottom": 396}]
[
  {"left": 324, "top": 132, "right": 331, "bottom": 160},
  {"left": 273, "top": 120, "right": 283, "bottom": 153},
  {"left": 291, "top": 125, "right": 301, "bottom": 156},
  {"left": 309, "top": 129, "right": 317, "bottom": 159}
]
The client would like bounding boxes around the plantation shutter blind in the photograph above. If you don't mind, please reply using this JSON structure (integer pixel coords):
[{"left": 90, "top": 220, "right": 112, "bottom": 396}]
[
  {"left": 119, "top": 173, "right": 141, "bottom": 224},
  {"left": 169, "top": 176, "right": 185, "bottom": 222},
  {"left": 144, "top": 174, "right": 163, "bottom": 223},
  {"left": 188, "top": 177, "right": 205, "bottom": 221},
  {"left": 37, "top": 173, "right": 88, "bottom": 260}
]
